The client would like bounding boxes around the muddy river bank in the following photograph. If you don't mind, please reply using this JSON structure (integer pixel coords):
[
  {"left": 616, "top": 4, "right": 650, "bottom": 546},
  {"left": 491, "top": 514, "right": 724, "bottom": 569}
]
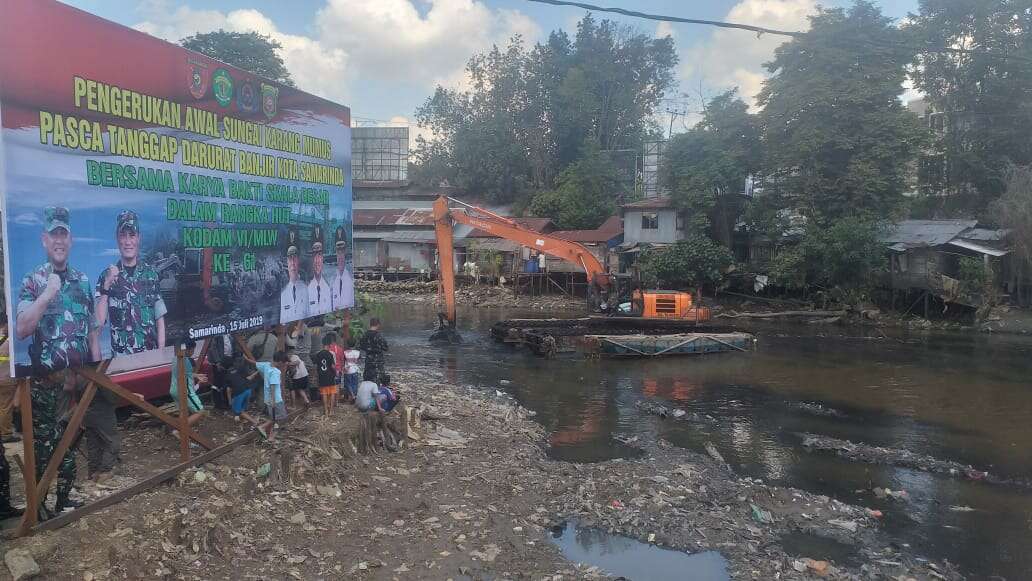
[{"left": 377, "top": 303, "right": 1032, "bottom": 580}]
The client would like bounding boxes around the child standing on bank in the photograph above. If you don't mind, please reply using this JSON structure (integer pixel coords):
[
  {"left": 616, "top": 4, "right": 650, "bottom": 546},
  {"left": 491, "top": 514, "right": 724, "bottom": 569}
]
[
  {"left": 286, "top": 344, "right": 311, "bottom": 408},
  {"left": 342, "top": 338, "right": 361, "bottom": 402},
  {"left": 313, "top": 335, "right": 339, "bottom": 416}
]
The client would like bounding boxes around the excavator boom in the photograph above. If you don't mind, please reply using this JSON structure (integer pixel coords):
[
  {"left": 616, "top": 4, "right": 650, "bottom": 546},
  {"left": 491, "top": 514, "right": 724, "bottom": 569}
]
[{"left": 433, "top": 196, "right": 607, "bottom": 330}]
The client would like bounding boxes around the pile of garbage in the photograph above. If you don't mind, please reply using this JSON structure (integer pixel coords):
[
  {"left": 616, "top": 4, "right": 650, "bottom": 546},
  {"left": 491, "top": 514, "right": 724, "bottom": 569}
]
[{"left": 357, "top": 279, "right": 586, "bottom": 311}]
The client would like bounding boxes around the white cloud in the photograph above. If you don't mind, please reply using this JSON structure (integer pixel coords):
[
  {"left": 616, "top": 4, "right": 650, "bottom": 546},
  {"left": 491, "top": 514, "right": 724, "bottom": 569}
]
[
  {"left": 133, "top": 0, "right": 537, "bottom": 111},
  {"left": 681, "top": 0, "right": 816, "bottom": 110},
  {"left": 655, "top": 21, "right": 676, "bottom": 39},
  {"left": 135, "top": 1, "right": 347, "bottom": 102}
]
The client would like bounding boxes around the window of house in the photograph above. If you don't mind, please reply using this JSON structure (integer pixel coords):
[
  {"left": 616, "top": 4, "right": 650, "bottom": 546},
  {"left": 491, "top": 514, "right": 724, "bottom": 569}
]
[{"left": 641, "top": 212, "right": 659, "bottom": 230}]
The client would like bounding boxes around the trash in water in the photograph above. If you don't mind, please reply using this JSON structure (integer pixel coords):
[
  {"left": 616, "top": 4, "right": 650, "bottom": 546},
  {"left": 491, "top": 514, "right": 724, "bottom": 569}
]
[
  {"left": 549, "top": 521, "right": 729, "bottom": 581},
  {"left": 779, "top": 531, "right": 861, "bottom": 568}
]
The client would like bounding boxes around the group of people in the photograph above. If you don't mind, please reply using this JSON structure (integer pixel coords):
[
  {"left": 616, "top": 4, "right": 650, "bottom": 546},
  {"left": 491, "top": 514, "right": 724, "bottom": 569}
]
[{"left": 172, "top": 317, "right": 396, "bottom": 445}]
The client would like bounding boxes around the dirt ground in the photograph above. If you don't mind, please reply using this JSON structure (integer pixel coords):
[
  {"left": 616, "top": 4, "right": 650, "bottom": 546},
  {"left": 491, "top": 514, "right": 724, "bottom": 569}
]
[{"left": 1, "top": 369, "right": 964, "bottom": 581}]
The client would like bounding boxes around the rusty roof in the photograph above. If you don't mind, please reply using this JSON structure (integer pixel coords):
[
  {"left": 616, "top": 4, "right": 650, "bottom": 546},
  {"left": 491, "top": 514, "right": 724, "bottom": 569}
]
[
  {"left": 552, "top": 216, "right": 623, "bottom": 243},
  {"left": 622, "top": 196, "right": 674, "bottom": 209},
  {"left": 353, "top": 208, "right": 434, "bottom": 227}
]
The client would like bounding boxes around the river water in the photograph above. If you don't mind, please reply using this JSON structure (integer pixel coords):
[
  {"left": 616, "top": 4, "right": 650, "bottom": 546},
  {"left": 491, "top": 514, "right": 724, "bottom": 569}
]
[{"left": 379, "top": 304, "right": 1032, "bottom": 580}]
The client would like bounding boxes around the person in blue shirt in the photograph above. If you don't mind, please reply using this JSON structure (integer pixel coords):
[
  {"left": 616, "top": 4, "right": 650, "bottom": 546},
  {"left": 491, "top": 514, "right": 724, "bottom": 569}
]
[
  {"left": 243, "top": 350, "right": 288, "bottom": 442},
  {"left": 169, "top": 339, "right": 208, "bottom": 434}
]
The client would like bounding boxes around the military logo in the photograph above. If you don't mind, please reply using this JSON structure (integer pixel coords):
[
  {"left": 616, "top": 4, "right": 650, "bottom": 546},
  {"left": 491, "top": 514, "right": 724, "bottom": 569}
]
[
  {"left": 212, "top": 68, "right": 234, "bottom": 107},
  {"left": 188, "top": 59, "right": 209, "bottom": 99},
  {"left": 237, "top": 80, "right": 259, "bottom": 114},
  {"left": 261, "top": 83, "right": 279, "bottom": 119}
]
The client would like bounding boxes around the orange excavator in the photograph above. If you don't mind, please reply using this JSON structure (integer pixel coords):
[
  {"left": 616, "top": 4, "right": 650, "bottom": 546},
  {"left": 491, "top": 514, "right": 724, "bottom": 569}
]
[{"left": 431, "top": 196, "right": 709, "bottom": 341}]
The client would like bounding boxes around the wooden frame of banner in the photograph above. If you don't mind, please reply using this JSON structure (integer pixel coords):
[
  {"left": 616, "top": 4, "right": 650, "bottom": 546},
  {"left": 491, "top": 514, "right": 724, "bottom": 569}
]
[{"left": 14, "top": 339, "right": 217, "bottom": 536}]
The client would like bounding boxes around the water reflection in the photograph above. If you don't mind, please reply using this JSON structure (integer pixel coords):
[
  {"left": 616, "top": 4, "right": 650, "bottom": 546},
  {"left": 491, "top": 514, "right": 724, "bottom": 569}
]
[
  {"left": 380, "top": 304, "right": 1032, "bottom": 580},
  {"left": 549, "top": 521, "right": 729, "bottom": 581}
]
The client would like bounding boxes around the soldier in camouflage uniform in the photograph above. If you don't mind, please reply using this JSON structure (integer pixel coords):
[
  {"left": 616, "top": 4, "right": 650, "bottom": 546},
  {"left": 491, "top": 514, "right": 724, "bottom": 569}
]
[
  {"left": 358, "top": 317, "right": 389, "bottom": 382},
  {"left": 15, "top": 206, "right": 93, "bottom": 514},
  {"left": 91, "top": 210, "right": 167, "bottom": 357}
]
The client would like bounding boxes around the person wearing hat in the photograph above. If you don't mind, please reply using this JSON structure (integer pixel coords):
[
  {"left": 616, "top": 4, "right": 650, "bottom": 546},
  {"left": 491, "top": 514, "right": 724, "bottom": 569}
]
[
  {"left": 280, "top": 226, "right": 308, "bottom": 325},
  {"left": 91, "top": 210, "right": 167, "bottom": 357},
  {"left": 330, "top": 225, "right": 354, "bottom": 310},
  {"left": 307, "top": 224, "right": 332, "bottom": 317},
  {"left": 15, "top": 206, "right": 93, "bottom": 514}
]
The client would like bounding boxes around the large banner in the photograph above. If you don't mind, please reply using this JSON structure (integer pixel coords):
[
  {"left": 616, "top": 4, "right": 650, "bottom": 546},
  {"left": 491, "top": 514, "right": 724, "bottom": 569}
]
[{"left": 0, "top": 0, "right": 353, "bottom": 377}]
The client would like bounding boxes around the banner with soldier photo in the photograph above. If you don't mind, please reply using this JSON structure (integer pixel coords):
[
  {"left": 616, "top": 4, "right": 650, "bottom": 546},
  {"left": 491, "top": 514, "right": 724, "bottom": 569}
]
[{"left": 0, "top": 0, "right": 353, "bottom": 377}]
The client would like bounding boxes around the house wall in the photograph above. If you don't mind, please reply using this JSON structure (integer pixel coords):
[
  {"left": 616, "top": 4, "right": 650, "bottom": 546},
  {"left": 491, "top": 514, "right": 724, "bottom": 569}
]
[
  {"left": 353, "top": 239, "right": 382, "bottom": 268},
  {"left": 385, "top": 242, "right": 432, "bottom": 271},
  {"left": 623, "top": 208, "right": 682, "bottom": 244}
]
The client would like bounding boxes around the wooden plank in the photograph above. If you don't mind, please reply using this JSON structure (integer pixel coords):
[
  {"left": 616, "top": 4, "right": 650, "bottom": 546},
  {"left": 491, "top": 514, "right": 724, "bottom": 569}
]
[
  {"left": 28, "top": 406, "right": 307, "bottom": 535},
  {"left": 76, "top": 367, "right": 215, "bottom": 450},
  {"left": 31, "top": 360, "right": 112, "bottom": 506},
  {"left": 16, "top": 378, "right": 37, "bottom": 535}
]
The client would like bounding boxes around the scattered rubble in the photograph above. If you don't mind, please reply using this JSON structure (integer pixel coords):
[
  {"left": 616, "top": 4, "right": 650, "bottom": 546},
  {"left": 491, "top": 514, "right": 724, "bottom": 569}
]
[
  {"left": 798, "top": 433, "right": 1019, "bottom": 486},
  {"left": 0, "top": 372, "right": 964, "bottom": 580}
]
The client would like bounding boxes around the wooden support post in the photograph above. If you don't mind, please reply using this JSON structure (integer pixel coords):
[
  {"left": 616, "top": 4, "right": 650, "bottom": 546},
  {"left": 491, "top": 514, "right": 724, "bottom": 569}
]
[
  {"left": 196, "top": 337, "right": 212, "bottom": 375},
  {"left": 16, "top": 378, "right": 36, "bottom": 535},
  {"left": 30, "top": 360, "right": 111, "bottom": 512},
  {"left": 175, "top": 347, "right": 190, "bottom": 462},
  {"left": 75, "top": 367, "right": 214, "bottom": 450}
]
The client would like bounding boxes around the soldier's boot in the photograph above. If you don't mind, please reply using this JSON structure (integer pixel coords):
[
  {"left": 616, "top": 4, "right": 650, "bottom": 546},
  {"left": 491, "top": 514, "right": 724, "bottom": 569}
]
[
  {"left": 0, "top": 453, "right": 23, "bottom": 519},
  {"left": 54, "top": 492, "right": 83, "bottom": 513}
]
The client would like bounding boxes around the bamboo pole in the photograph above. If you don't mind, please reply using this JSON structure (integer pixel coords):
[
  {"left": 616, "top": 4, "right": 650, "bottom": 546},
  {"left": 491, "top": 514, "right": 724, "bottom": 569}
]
[{"left": 175, "top": 346, "right": 190, "bottom": 462}]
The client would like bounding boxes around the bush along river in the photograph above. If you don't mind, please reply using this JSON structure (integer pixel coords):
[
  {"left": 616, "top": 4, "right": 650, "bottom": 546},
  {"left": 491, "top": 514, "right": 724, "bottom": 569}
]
[{"left": 376, "top": 303, "right": 1032, "bottom": 580}]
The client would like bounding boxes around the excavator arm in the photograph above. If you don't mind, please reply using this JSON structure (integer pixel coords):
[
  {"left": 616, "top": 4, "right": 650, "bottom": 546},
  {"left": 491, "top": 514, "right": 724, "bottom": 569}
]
[{"left": 433, "top": 196, "right": 608, "bottom": 331}]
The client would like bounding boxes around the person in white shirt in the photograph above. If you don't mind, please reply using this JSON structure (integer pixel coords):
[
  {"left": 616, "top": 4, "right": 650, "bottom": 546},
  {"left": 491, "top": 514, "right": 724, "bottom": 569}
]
[
  {"left": 280, "top": 229, "right": 308, "bottom": 324},
  {"left": 331, "top": 225, "right": 354, "bottom": 310},
  {"left": 341, "top": 337, "right": 361, "bottom": 401},
  {"left": 308, "top": 224, "right": 332, "bottom": 317},
  {"left": 285, "top": 344, "right": 311, "bottom": 408},
  {"left": 355, "top": 379, "right": 379, "bottom": 413}
]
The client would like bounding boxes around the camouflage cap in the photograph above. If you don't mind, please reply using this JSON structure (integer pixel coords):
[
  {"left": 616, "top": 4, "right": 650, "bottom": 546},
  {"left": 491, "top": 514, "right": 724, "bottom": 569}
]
[
  {"left": 44, "top": 206, "right": 70, "bottom": 233},
  {"left": 334, "top": 225, "right": 347, "bottom": 250},
  {"left": 116, "top": 210, "right": 139, "bottom": 234}
]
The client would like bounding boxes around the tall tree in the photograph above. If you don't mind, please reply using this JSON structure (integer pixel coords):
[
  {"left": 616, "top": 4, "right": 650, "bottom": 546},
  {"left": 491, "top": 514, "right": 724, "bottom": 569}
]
[
  {"left": 757, "top": 1, "right": 925, "bottom": 226},
  {"left": 527, "top": 145, "right": 622, "bottom": 229},
  {"left": 906, "top": 0, "right": 1032, "bottom": 216},
  {"left": 181, "top": 30, "right": 294, "bottom": 86},
  {"left": 413, "top": 14, "right": 677, "bottom": 203},
  {"left": 664, "top": 89, "right": 760, "bottom": 246}
]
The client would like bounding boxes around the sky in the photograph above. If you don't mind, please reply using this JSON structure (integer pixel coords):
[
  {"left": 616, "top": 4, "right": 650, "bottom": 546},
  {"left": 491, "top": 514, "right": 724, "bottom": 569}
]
[{"left": 62, "top": 0, "right": 921, "bottom": 138}]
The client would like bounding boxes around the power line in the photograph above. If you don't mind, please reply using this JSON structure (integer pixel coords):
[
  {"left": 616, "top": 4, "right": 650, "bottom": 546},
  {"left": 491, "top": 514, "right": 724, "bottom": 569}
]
[
  {"left": 523, "top": 0, "right": 1032, "bottom": 64},
  {"left": 524, "top": 0, "right": 799, "bottom": 38}
]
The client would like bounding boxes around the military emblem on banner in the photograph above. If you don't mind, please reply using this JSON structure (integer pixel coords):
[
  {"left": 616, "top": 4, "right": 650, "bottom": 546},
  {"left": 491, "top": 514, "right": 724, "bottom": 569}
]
[
  {"left": 212, "top": 68, "right": 234, "bottom": 107},
  {"left": 187, "top": 59, "right": 209, "bottom": 99},
  {"left": 261, "top": 83, "right": 279, "bottom": 119},
  {"left": 237, "top": 80, "right": 259, "bottom": 114}
]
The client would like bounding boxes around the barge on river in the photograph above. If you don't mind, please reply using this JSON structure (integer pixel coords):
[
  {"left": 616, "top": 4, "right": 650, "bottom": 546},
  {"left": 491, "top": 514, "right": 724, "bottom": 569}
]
[
  {"left": 490, "top": 317, "right": 753, "bottom": 358},
  {"left": 584, "top": 332, "right": 754, "bottom": 358}
]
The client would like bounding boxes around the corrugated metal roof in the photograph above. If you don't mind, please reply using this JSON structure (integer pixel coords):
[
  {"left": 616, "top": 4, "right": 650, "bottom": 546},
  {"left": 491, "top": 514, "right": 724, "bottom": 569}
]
[
  {"left": 552, "top": 216, "right": 624, "bottom": 243},
  {"left": 947, "top": 239, "right": 1010, "bottom": 257},
  {"left": 960, "top": 227, "right": 1008, "bottom": 242},
  {"left": 623, "top": 196, "right": 673, "bottom": 209},
  {"left": 883, "top": 220, "right": 977, "bottom": 249},
  {"left": 353, "top": 208, "right": 434, "bottom": 227}
]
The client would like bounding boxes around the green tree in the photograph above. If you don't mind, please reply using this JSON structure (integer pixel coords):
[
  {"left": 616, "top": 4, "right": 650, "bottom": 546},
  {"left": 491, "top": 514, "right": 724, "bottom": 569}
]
[
  {"left": 181, "top": 30, "right": 294, "bottom": 86},
  {"left": 413, "top": 15, "right": 677, "bottom": 203},
  {"left": 637, "top": 234, "right": 734, "bottom": 290},
  {"left": 527, "top": 146, "right": 622, "bottom": 229},
  {"left": 664, "top": 89, "right": 760, "bottom": 246},
  {"left": 906, "top": 0, "right": 1032, "bottom": 216},
  {"left": 989, "top": 165, "right": 1032, "bottom": 303},
  {"left": 769, "top": 216, "right": 887, "bottom": 295},
  {"left": 757, "top": 1, "right": 925, "bottom": 226}
]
